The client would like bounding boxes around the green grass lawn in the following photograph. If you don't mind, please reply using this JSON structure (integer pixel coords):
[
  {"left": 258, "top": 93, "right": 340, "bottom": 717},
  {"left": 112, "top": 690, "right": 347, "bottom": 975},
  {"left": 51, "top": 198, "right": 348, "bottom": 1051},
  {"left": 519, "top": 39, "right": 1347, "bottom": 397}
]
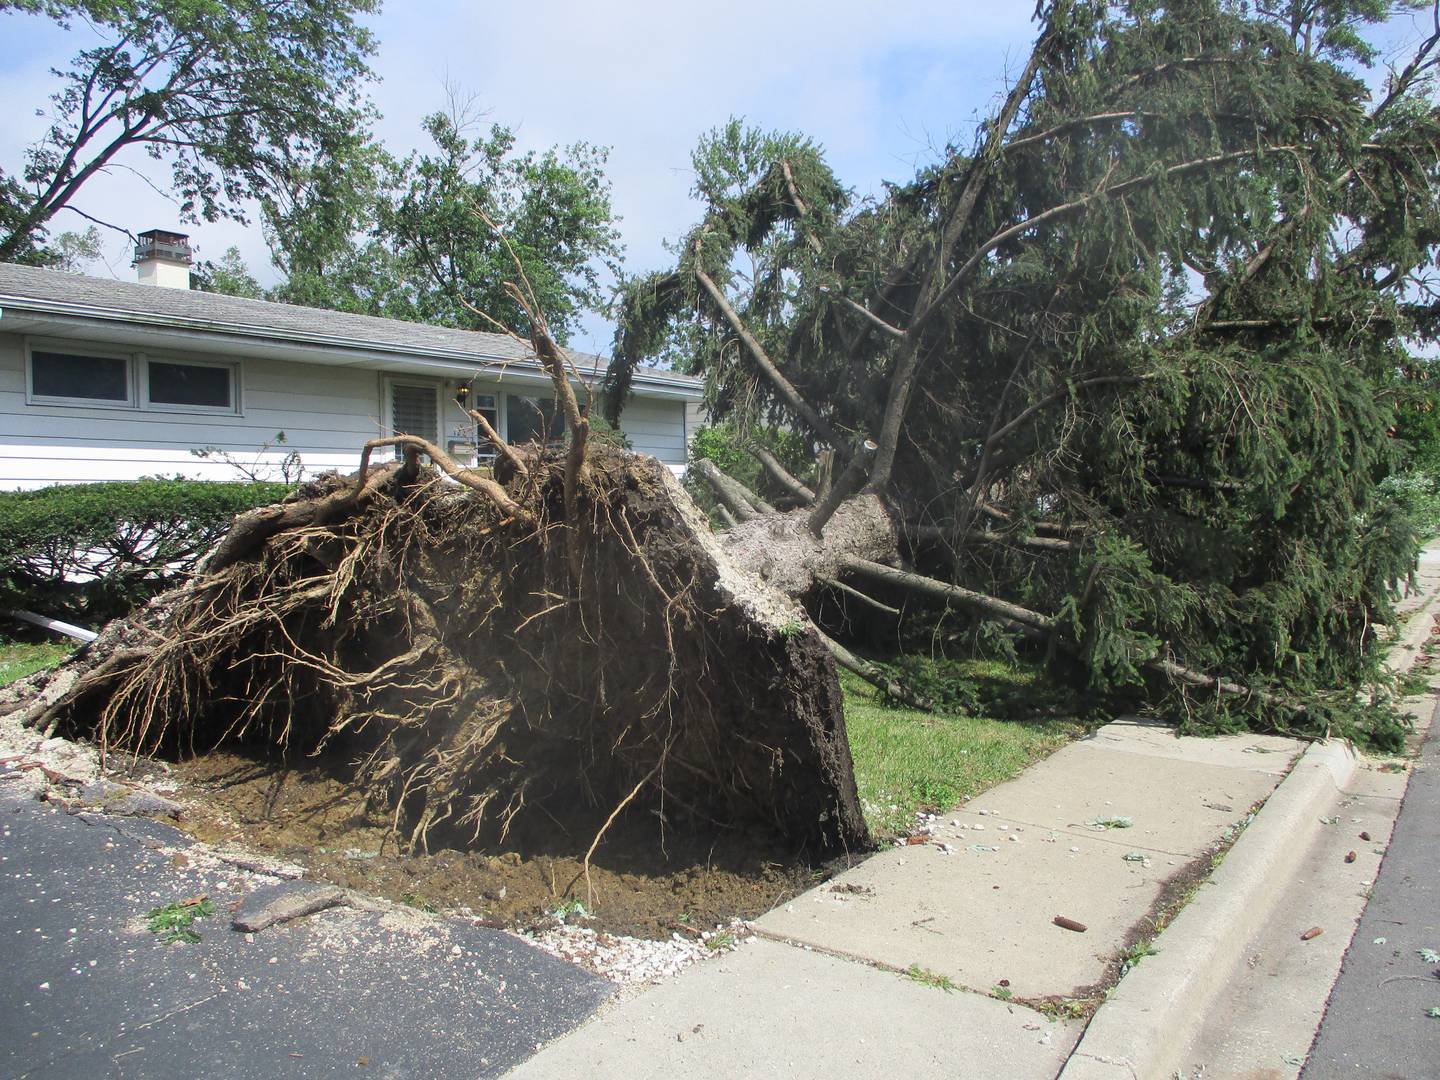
[
  {"left": 0, "top": 639, "right": 76, "bottom": 687},
  {"left": 843, "top": 663, "right": 1085, "bottom": 837}
]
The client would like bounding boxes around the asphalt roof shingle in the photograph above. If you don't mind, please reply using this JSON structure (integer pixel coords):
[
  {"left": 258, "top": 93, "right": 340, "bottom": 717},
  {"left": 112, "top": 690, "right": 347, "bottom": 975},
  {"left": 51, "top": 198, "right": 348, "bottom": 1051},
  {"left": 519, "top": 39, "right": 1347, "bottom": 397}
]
[{"left": 0, "top": 262, "right": 699, "bottom": 389}]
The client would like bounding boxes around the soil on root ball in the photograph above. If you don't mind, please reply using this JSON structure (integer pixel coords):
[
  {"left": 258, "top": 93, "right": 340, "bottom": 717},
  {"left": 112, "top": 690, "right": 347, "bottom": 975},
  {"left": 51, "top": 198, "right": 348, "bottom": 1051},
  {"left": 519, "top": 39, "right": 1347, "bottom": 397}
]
[{"left": 173, "top": 747, "right": 835, "bottom": 940}]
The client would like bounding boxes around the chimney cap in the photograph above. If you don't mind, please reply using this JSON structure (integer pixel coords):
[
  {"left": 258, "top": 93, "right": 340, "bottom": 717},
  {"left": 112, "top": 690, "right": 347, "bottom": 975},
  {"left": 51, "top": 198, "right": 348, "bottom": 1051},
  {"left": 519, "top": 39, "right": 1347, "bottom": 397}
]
[{"left": 133, "top": 229, "right": 192, "bottom": 266}]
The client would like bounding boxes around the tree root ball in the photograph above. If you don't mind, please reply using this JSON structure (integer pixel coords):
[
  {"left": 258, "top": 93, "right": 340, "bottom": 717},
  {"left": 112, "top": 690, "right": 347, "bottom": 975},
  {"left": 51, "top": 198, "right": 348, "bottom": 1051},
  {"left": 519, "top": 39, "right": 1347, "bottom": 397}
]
[{"left": 8, "top": 447, "right": 869, "bottom": 858}]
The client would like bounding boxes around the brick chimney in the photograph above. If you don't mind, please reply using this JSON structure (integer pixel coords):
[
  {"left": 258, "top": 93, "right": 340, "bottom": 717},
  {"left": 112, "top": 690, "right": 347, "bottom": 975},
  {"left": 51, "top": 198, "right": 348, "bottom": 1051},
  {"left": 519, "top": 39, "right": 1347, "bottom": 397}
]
[{"left": 133, "top": 229, "right": 193, "bottom": 289}]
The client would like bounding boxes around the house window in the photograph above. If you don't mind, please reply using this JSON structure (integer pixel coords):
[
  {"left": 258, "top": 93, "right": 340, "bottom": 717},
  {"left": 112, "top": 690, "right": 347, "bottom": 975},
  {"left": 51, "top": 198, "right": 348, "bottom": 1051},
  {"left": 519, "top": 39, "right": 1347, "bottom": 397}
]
[
  {"left": 472, "top": 393, "right": 500, "bottom": 458},
  {"left": 145, "top": 359, "right": 235, "bottom": 411},
  {"left": 389, "top": 381, "right": 439, "bottom": 457},
  {"left": 505, "top": 395, "right": 566, "bottom": 447},
  {"left": 26, "top": 342, "right": 242, "bottom": 414},
  {"left": 28, "top": 348, "right": 132, "bottom": 406}
]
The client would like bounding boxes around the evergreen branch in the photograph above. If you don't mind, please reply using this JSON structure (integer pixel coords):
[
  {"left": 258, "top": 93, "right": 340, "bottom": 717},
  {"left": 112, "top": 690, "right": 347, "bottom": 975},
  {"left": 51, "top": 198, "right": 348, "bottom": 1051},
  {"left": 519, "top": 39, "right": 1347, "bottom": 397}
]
[{"left": 692, "top": 236, "right": 843, "bottom": 451}]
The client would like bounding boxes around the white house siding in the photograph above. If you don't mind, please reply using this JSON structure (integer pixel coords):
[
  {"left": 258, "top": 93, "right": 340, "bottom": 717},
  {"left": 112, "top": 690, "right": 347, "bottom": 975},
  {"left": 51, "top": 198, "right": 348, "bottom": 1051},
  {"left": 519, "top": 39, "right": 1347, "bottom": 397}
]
[
  {"left": 0, "top": 332, "right": 693, "bottom": 488},
  {"left": 0, "top": 333, "right": 379, "bottom": 488},
  {"left": 613, "top": 395, "right": 688, "bottom": 467}
]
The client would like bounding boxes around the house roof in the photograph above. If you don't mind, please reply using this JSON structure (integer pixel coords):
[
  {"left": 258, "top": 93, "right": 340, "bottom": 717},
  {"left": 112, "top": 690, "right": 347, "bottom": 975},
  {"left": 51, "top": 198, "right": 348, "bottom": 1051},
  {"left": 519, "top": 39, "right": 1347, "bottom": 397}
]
[{"left": 0, "top": 262, "right": 702, "bottom": 400}]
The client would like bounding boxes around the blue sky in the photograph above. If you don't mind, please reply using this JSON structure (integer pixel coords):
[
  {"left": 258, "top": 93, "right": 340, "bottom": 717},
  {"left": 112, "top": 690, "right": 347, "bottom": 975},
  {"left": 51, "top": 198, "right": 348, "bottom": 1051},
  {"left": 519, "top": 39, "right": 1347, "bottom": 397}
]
[{"left": 0, "top": 2, "right": 1434, "bottom": 354}]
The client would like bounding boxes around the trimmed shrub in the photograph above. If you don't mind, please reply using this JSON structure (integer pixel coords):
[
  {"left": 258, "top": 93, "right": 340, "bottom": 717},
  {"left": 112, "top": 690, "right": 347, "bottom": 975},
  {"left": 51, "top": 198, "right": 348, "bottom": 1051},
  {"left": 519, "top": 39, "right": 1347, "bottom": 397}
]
[{"left": 0, "top": 479, "right": 290, "bottom": 625}]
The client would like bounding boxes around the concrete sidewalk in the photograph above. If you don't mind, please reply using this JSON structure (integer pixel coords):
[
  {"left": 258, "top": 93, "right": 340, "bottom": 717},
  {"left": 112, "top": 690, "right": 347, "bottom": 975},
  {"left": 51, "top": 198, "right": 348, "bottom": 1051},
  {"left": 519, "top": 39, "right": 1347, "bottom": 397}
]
[
  {"left": 504, "top": 718, "right": 1307, "bottom": 1079},
  {"left": 505, "top": 550, "right": 1440, "bottom": 1080}
]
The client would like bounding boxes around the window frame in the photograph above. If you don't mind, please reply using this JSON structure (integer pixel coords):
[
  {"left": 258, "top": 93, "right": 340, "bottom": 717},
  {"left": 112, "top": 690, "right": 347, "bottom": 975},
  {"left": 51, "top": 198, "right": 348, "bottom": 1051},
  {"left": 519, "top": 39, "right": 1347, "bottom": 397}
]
[
  {"left": 384, "top": 377, "right": 443, "bottom": 457},
  {"left": 24, "top": 338, "right": 243, "bottom": 417},
  {"left": 140, "top": 353, "right": 241, "bottom": 415},
  {"left": 24, "top": 341, "right": 137, "bottom": 409}
]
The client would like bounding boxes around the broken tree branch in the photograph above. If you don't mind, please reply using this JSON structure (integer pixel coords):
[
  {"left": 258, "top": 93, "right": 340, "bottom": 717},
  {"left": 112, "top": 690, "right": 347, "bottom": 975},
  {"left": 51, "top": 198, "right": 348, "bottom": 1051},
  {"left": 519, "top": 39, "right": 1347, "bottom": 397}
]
[
  {"left": 749, "top": 445, "right": 816, "bottom": 504},
  {"left": 809, "top": 440, "right": 877, "bottom": 538},
  {"left": 694, "top": 459, "right": 765, "bottom": 522},
  {"left": 838, "top": 556, "right": 1056, "bottom": 631},
  {"left": 814, "top": 626, "right": 933, "bottom": 711},
  {"left": 819, "top": 576, "right": 901, "bottom": 618}
]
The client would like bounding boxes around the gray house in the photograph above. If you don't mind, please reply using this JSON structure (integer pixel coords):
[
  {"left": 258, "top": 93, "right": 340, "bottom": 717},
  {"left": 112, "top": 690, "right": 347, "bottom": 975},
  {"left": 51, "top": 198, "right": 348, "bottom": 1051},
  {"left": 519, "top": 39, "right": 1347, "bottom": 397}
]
[{"left": 0, "top": 233, "right": 702, "bottom": 490}]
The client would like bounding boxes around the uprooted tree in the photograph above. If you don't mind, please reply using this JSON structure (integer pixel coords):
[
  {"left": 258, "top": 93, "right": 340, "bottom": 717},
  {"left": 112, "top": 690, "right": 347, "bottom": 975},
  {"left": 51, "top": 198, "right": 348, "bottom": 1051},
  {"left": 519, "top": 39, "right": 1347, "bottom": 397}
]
[
  {"left": 7, "top": 281, "right": 869, "bottom": 865},
  {"left": 606, "top": 0, "right": 1440, "bottom": 748},
  {"left": 8, "top": 0, "right": 1440, "bottom": 871}
]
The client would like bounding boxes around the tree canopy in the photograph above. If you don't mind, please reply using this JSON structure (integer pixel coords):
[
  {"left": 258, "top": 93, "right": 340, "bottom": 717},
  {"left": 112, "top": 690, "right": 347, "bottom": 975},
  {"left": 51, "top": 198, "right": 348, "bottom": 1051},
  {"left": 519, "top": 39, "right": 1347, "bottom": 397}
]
[
  {"left": 608, "top": 0, "right": 1440, "bottom": 745},
  {"left": 0, "top": 0, "right": 381, "bottom": 266},
  {"left": 274, "top": 108, "right": 621, "bottom": 344},
  {"left": 202, "top": 100, "right": 623, "bottom": 346}
]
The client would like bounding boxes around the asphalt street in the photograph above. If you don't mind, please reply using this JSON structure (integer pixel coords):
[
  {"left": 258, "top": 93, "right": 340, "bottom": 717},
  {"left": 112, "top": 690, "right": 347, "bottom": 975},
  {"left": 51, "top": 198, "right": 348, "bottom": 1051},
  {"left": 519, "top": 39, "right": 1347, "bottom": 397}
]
[
  {"left": 0, "top": 774, "right": 610, "bottom": 1080},
  {"left": 1302, "top": 700, "right": 1440, "bottom": 1080}
]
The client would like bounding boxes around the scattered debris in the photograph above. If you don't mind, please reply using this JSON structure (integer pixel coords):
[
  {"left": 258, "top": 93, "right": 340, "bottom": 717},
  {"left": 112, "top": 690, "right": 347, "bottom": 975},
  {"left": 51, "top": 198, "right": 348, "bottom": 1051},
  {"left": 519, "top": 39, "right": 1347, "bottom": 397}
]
[
  {"left": 1301, "top": 926, "right": 1324, "bottom": 941},
  {"left": 520, "top": 920, "right": 749, "bottom": 984},
  {"left": 1420, "top": 948, "right": 1440, "bottom": 964},
  {"left": 1344, "top": 851, "right": 1357, "bottom": 864},
  {"left": 1203, "top": 803, "right": 1233, "bottom": 813},
  {"left": 1122, "top": 851, "right": 1153, "bottom": 868},
  {"left": 232, "top": 881, "right": 346, "bottom": 933},
  {"left": 147, "top": 895, "right": 215, "bottom": 944},
  {"left": 1087, "top": 815, "right": 1133, "bottom": 830},
  {"left": 1319, "top": 816, "right": 1339, "bottom": 826},
  {"left": 905, "top": 833, "right": 932, "bottom": 846},
  {"left": 1359, "top": 831, "right": 1372, "bottom": 841},
  {"left": 829, "top": 883, "right": 874, "bottom": 896},
  {"left": 1054, "top": 916, "right": 1088, "bottom": 933},
  {"left": 1374, "top": 937, "right": 1388, "bottom": 945}
]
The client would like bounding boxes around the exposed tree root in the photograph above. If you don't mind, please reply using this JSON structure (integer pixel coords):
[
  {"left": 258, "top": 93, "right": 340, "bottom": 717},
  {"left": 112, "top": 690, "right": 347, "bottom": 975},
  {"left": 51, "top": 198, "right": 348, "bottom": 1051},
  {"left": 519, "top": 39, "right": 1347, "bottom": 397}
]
[{"left": 5, "top": 448, "right": 870, "bottom": 863}]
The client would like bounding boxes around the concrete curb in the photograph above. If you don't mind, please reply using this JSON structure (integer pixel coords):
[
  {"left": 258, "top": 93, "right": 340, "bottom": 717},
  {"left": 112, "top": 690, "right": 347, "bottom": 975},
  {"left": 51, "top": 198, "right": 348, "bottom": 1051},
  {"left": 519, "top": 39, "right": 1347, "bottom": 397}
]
[
  {"left": 1057, "top": 737, "right": 1357, "bottom": 1080},
  {"left": 1059, "top": 562, "right": 1440, "bottom": 1080}
]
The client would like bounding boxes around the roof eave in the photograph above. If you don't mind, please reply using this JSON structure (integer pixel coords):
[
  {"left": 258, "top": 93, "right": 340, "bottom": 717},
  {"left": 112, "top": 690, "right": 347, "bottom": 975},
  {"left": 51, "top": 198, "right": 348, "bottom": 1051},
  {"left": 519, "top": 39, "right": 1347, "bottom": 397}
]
[{"left": 0, "top": 294, "right": 705, "bottom": 400}]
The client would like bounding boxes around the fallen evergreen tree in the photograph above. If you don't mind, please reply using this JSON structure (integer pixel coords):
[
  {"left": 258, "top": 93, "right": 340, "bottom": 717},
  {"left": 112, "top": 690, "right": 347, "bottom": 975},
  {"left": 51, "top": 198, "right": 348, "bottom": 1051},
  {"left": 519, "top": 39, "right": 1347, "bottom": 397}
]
[{"left": 606, "top": 0, "right": 1440, "bottom": 748}]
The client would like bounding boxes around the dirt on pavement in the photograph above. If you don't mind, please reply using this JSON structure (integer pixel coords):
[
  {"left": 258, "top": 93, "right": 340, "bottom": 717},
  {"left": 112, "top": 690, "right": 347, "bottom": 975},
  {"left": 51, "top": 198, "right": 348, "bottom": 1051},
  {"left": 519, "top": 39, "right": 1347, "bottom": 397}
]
[{"left": 172, "top": 747, "right": 829, "bottom": 940}]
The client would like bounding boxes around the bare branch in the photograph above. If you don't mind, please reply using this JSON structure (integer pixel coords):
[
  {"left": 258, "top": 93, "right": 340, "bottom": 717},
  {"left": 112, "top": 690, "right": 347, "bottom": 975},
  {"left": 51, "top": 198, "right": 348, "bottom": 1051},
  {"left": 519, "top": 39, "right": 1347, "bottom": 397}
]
[
  {"left": 467, "top": 406, "right": 529, "bottom": 479},
  {"left": 748, "top": 445, "right": 815, "bottom": 504},
  {"left": 357, "top": 436, "right": 532, "bottom": 525}
]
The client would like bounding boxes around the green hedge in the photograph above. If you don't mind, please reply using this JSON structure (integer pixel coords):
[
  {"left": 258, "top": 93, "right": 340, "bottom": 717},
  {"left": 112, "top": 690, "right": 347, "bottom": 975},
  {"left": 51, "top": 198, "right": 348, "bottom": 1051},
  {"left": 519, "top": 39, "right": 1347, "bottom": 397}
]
[{"left": 0, "top": 479, "right": 291, "bottom": 625}]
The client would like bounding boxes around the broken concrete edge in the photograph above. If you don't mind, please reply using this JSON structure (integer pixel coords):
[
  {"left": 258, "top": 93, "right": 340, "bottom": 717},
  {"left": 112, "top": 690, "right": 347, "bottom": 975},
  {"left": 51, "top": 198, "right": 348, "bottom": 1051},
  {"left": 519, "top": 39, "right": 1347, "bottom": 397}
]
[
  {"left": 1055, "top": 736, "right": 1358, "bottom": 1080},
  {"left": 231, "top": 880, "right": 349, "bottom": 933}
]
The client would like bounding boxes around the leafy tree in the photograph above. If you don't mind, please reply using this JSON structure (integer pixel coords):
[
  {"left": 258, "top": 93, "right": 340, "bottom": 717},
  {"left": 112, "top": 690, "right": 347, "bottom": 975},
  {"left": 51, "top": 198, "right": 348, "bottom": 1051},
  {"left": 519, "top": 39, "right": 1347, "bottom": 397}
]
[
  {"left": 265, "top": 101, "right": 623, "bottom": 345},
  {"left": 608, "top": 0, "right": 1440, "bottom": 745},
  {"left": 0, "top": 0, "right": 380, "bottom": 264},
  {"left": 192, "top": 246, "right": 263, "bottom": 299},
  {"left": 46, "top": 225, "right": 101, "bottom": 272}
]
